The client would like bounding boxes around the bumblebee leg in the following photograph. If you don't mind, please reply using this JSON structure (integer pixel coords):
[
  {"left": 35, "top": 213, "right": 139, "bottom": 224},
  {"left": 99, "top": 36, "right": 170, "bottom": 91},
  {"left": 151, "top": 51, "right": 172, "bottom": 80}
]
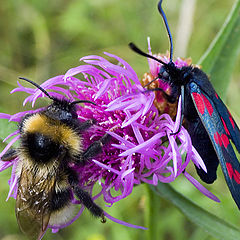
[
  {"left": 77, "top": 119, "right": 96, "bottom": 132},
  {"left": 72, "top": 186, "right": 105, "bottom": 222},
  {"left": 83, "top": 134, "right": 111, "bottom": 161},
  {"left": 1, "top": 148, "right": 17, "bottom": 161},
  {"left": 67, "top": 169, "right": 106, "bottom": 222}
]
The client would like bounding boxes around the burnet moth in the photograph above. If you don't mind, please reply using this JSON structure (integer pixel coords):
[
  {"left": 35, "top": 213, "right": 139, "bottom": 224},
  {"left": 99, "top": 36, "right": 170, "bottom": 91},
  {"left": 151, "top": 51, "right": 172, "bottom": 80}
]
[{"left": 129, "top": 0, "right": 240, "bottom": 208}]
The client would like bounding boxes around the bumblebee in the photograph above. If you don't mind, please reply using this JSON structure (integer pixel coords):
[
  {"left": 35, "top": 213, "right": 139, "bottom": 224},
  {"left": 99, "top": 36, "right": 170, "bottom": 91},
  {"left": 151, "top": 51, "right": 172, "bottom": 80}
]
[{"left": 1, "top": 78, "right": 110, "bottom": 240}]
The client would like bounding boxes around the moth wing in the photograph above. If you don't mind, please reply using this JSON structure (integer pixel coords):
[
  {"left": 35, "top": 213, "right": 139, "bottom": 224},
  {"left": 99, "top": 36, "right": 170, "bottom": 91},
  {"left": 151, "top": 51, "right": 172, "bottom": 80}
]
[
  {"left": 16, "top": 166, "right": 56, "bottom": 240},
  {"left": 211, "top": 92, "right": 240, "bottom": 152},
  {"left": 190, "top": 81, "right": 240, "bottom": 209}
]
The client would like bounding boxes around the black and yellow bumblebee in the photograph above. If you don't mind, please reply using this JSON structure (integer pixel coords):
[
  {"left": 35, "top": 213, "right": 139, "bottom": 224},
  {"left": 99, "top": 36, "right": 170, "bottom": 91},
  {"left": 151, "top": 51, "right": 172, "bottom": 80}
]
[{"left": 1, "top": 78, "right": 110, "bottom": 240}]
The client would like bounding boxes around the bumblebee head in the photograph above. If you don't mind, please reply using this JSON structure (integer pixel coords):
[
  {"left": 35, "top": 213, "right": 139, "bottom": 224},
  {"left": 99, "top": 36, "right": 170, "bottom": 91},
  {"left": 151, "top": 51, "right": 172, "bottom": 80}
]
[
  {"left": 45, "top": 99, "right": 77, "bottom": 122},
  {"left": 19, "top": 77, "right": 96, "bottom": 123}
]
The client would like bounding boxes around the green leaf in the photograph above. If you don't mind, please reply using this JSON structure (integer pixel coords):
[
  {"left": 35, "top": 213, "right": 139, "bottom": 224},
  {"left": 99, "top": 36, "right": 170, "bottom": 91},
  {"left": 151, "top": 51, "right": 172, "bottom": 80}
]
[
  {"left": 198, "top": 0, "right": 240, "bottom": 99},
  {"left": 151, "top": 183, "right": 240, "bottom": 240}
]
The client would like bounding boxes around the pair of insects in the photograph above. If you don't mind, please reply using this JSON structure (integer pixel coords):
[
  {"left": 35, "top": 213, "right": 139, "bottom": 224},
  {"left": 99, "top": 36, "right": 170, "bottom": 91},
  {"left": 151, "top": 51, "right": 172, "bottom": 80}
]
[{"left": 1, "top": 0, "right": 240, "bottom": 239}]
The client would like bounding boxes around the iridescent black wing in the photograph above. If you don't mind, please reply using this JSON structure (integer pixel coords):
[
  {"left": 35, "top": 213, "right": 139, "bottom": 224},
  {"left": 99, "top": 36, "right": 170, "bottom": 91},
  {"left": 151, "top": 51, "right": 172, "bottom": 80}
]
[
  {"left": 190, "top": 81, "right": 240, "bottom": 209},
  {"left": 212, "top": 91, "right": 240, "bottom": 152}
]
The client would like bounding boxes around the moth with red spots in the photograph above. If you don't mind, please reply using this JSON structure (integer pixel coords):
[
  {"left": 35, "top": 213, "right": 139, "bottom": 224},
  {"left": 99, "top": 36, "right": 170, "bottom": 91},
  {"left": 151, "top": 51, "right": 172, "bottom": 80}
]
[{"left": 129, "top": 0, "right": 240, "bottom": 209}]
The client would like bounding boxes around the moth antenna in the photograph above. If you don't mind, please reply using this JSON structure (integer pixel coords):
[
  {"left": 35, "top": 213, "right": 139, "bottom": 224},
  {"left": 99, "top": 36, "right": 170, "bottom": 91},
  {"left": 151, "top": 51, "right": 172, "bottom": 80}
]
[
  {"left": 129, "top": 42, "right": 167, "bottom": 66},
  {"left": 19, "top": 77, "right": 54, "bottom": 100},
  {"left": 158, "top": 0, "right": 173, "bottom": 62},
  {"left": 143, "top": 76, "right": 159, "bottom": 88},
  {"left": 70, "top": 100, "right": 97, "bottom": 106}
]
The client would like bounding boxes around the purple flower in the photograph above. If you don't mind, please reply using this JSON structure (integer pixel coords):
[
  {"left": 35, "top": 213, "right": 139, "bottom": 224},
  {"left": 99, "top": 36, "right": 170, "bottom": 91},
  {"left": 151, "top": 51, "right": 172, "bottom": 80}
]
[{"left": 0, "top": 49, "right": 219, "bottom": 235}]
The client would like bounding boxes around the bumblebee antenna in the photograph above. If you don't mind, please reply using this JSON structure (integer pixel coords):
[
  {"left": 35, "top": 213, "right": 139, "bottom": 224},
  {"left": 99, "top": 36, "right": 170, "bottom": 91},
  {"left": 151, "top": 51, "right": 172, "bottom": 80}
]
[
  {"left": 19, "top": 77, "right": 97, "bottom": 106},
  {"left": 19, "top": 77, "right": 54, "bottom": 100},
  {"left": 158, "top": 0, "right": 173, "bottom": 62},
  {"left": 70, "top": 100, "right": 97, "bottom": 106},
  {"left": 129, "top": 42, "right": 167, "bottom": 66}
]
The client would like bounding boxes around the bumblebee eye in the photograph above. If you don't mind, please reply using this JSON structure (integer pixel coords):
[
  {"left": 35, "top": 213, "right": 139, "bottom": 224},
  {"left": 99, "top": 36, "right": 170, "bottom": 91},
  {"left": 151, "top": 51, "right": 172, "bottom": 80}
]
[{"left": 60, "top": 111, "right": 72, "bottom": 121}]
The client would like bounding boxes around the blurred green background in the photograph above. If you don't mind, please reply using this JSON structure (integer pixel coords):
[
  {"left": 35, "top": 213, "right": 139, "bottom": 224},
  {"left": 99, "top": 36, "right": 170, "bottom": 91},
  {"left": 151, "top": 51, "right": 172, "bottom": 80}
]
[{"left": 0, "top": 0, "right": 239, "bottom": 239}]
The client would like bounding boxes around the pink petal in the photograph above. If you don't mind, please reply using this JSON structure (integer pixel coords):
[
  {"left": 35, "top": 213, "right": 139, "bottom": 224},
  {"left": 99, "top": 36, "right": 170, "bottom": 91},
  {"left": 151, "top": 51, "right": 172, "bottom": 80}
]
[{"left": 183, "top": 171, "right": 220, "bottom": 202}]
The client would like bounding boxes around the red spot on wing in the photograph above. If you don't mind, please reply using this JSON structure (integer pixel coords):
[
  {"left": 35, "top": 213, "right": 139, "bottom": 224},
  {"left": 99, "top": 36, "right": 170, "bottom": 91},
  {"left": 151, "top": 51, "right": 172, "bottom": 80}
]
[
  {"left": 227, "top": 110, "right": 235, "bottom": 129},
  {"left": 226, "top": 162, "right": 234, "bottom": 179},
  {"left": 192, "top": 92, "right": 205, "bottom": 115},
  {"left": 230, "top": 116, "right": 235, "bottom": 129},
  {"left": 234, "top": 170, "right": 240, "bottom": 184},
  {"left": 202, "top": 94, "right": 213, "bottom": 116},
  {"left": 221, "top": 117, "right": 230, "bottom": 135},
  {"left": 221, "top": 134, "right": 229, "bottom": 148},
  {"left": 227, "top": 163, "right": 240, "bottom": 184},
  {"left": 215, "top": 93, "right": 219, "bottom": 99},
  {"left": 214, "top": 132, "right": 222, "bottom": 146}
]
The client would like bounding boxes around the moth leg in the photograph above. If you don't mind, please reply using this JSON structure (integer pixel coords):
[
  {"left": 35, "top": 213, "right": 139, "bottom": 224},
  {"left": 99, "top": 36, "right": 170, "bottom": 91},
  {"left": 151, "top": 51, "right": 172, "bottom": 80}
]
[
  {"left": 1, "top": 148, "right": 18, "bottom": 161},
  {"left": 170, "top": 86, "right": 185, "bottom": 135},
  {"left": 146, "top": 86, "right": 185, "bottom": 135},
  {"left": 143, "top": 87, "right": 177, "bottom": 103}
]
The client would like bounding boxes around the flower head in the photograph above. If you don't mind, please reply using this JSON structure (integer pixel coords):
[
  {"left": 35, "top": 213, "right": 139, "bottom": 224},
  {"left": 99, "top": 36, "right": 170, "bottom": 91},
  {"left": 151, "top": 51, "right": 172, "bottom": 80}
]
[{"left": 0, "top": 49, "right": 219, "bottom": 235}]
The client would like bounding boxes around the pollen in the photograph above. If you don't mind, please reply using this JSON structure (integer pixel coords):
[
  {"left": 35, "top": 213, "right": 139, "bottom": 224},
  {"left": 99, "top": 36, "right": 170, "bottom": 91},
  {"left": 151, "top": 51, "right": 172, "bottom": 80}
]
[{"left": 141, "top": 72, "right": 178, "bottom": 119}]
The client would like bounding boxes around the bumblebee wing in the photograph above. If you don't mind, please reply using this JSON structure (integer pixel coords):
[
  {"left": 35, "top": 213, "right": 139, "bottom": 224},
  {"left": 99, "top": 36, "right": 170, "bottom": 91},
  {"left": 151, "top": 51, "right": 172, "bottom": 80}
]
[{"left": 16, "top": 166, "right": 56, "bottom": 240}]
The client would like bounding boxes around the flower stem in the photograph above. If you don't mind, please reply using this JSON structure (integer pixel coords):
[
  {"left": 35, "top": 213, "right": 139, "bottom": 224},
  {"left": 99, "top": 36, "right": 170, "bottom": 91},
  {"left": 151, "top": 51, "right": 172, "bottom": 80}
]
[{"left": 145, "top": 184, "right": 161, "bottom": 240}]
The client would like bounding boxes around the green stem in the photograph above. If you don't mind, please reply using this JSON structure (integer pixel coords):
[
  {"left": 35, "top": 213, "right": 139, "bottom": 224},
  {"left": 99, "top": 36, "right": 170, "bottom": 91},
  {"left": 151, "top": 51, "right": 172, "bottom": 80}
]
[{"left": 145, "top": 184, "right": 161, "bottom": 240}]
